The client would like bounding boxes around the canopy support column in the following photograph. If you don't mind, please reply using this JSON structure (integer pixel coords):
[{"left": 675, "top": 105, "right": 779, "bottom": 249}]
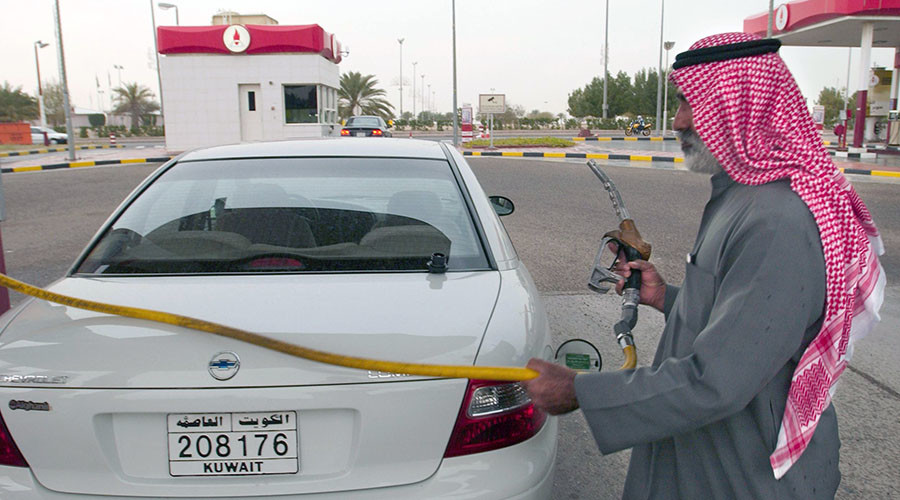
[{"left": 852, "top": 22, "right": 874, "bottom": 148}]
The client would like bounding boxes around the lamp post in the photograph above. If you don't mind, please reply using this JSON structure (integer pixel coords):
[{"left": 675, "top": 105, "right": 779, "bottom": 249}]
[
  {"left": 603, "top": 0, "right": 609, "bottom": 119},
  {"left": 655, "top": 0, "right": 665, "bottom": 134},
  {"left": 662, "top": 41, "right": 675, "bottom": 137},
  {"left": 52, "top": 0, "right": 75, "bottom": 161},
  {"left": 420, "top": 74, "right": 425, "bottom": 119},
  {"left": 33, "top": 40, "right": 49, "bottom": 128},
  {"left": 150, "top": 0, "right": 165, "bottom": 125},
  {"left": 412, "top": 61, "right": 417, "bottom": 120},
  {"left": 113, "top": 64, "right": 124, "bottom": 86},
  {"left": 427, "top": 84, "right": 431, "bottom": 112},
  {"left": 452, "top": 0, "right": 458, "bottom": 147},
  {"left": 398, "top": 38, "right": 404, "bottom": 120},
  {"left": 158, "top": 2, "right": 179, "bottom": 25}
]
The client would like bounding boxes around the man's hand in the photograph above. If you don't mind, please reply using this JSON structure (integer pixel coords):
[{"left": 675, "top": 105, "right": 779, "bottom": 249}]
[
  {"left": 615, "top": 259, "right": 667, "bottom": 313},
  {"left": 521, "top": 358, "right": 579, "bottom": 415}
]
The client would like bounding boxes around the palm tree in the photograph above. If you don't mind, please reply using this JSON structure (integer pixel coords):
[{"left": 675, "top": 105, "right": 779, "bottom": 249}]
[
  {"left": 112, "top": 82, "right": 160, "bottom": 129},
  {"left": 338, "top": 72, "right": 394, "bottom": 121}
]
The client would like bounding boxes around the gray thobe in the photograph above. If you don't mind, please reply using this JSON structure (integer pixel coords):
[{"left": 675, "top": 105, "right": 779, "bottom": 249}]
[{"left": 574, "top": 172, "right": 838, "bottom": 499}]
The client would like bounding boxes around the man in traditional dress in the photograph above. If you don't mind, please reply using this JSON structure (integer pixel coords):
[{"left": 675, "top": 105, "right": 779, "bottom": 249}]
[{"left": 522, "top": 33, "right": 885, "bottom": 499}]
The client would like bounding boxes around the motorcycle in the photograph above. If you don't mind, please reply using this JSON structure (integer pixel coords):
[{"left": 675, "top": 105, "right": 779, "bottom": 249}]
[{"left": 625, "top": 120, "right": 652, "bottom": 137}]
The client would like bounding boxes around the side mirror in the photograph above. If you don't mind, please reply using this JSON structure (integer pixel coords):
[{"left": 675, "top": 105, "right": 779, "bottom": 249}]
[{"left": 488, "top": 195, "right": 514, "bottom": 216}]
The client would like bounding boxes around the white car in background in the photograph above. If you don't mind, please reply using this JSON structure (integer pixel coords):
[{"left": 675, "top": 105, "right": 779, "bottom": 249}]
[
  {"left": 0, "top": 138, "right": 557, "bottom": 498},
  {"left": 29, "top": 126, "right": 67, "bottom": 145}
]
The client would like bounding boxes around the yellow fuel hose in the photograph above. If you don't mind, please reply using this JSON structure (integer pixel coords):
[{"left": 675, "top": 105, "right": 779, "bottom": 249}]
[
  {"left": 0, "top": 273, "right": 538, "bottom": 382},
  {"left": 621, "top": 345, "right": 637, "bottom": 370}
]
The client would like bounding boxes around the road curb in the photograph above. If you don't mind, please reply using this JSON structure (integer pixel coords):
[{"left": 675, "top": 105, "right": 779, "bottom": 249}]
[
  {"left": 1, "top": 156, "right": 172, "bottom": 174},
  {"left": 0, "top": 144, "right": 125, "bottom": 158},
  {"left": 572, "top": 137, "right": 677, "bottom": 142},
  {"left": 463, "top": 150, "right": 684, "bottom": 163},
  {"left": 839, "top": 167, "right": 900, "bottom": 178}
]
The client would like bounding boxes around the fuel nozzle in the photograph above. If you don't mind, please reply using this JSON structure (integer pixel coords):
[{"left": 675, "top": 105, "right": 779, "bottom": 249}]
[{"left": 586, "top": 160, "right": 650, "bottom": 370}]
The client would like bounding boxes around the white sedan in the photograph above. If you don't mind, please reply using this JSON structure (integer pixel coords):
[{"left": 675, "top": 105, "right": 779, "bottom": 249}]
[
  {"left": 0, "top": 138, "right": 557, "bottom": 498},
  {"left": 30, "top": 126, "right": 67, "bottom": 145}
]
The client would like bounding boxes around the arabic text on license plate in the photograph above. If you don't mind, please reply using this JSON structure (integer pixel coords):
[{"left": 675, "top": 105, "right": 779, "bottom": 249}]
[{"left": 167, "top": 411, "right": 298, "bottom": 476}]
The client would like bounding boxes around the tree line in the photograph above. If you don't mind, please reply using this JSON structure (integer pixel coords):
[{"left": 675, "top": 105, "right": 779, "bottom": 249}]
[
  {"left": 567, "top": 68, "right": 679, "bottom": 125},
  {"left": 0, "top": 80, "right": 160, "bottom": 133}
]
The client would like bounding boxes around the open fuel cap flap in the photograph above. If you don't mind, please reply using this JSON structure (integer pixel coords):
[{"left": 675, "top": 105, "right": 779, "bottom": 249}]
[{"left": 555, "top": 339, "right": 602, "bottom": 372}]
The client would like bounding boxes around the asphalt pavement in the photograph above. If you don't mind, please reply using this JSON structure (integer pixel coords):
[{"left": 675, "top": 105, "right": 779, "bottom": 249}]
[{"left": 0, "top": 156, "right": 896, "bottom": 498}]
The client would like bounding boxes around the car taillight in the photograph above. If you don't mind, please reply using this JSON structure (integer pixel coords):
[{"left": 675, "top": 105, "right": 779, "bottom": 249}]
[
  {"left": 371, "top": 129, "right": 383, "bottom": 136},
  {"left": 443, "top": 379, "right": 546, "bottom": 458},
  {"left": 340, "top": 129, "right": 350, "bottom": 136},
  {"left": 0, "top": 412, "right": 28, "bottom": 467}
]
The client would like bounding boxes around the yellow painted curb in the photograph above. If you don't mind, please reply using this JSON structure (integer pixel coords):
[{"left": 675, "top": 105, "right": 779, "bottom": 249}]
[
  {"left": 586, "top": 153, "right": 610, "bottom": 159},
  {"left": 572, "top": 137, "right": 585, "bottom": 142},
  {"left": 629, "top": 155, "right": 653, "bottom": 162},
  {"left": 120, "top": 158, "right": 147, "bottom": 164},
  {"left": 624, "top": 137, "right": 638, "bottom": 141},
  {"left": 69, "top": 161, "right": 96, "bottom": 168},
  {"left": 649, "top": 137, "right": 663, "bottom": 141},
  {"left": 543, "top": 152, "right": 566, "bottom": 158},
  {"left": 502, "top": 152, "right": 524, "bottom": 157},
  {"left": 674, "top": 158, "right": 684, "bottom": 163},
  {"left": 12, "top": 166, "right": 42, "bottom": 172}
]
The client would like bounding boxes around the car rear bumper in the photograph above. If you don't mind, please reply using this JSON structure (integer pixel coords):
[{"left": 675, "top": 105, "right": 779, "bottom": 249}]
[{"left": 0, "top": 416, "right": 556, "bottom": 499}]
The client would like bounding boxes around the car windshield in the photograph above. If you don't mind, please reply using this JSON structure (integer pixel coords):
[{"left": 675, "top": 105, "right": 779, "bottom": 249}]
[
  {"left": 75, "top": 157, "right": 490, "bottom": 275},
  {"left": 346, "top": 117, "right": 382, "bottom": 128}
]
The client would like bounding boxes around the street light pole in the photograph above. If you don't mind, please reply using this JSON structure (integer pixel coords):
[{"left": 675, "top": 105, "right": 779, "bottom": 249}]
[
  {"left": 452, "top": 0, "right": 458, "bottom": 147},
  {"left": 662, "top": 41, "right": 675, "bottom": 137},
  {"left": 603, "top": 0, "right": 609, "bottom": 119},
  {"left": 767, "top": 0, "right": 774, "bottom": 37},
  {"left": 655, "top": 0, "right": 665, "bottom": 134},
  {"left": 52, "top": 0, "right": 75, "bottom": 161},
  {"left": 158, "top": 2, "right": 179, "bottom": 25},
  {"left": 114, "top": 64, "right": 124, "bottom": 86},
  {"left": 398, "top": 38, "right": 404, "bottom": 120},
  {"left": 150, "top": 0, "right": 165, "bottom": 126},
  {"left": 412, "top": 61, "right": 417, "bottom": 120},
  {"left": 33, "top": 40, "right": 49, "bottom": 128},
  {"left": 421, "top": 74, "right": 425, "bottom": 119}
]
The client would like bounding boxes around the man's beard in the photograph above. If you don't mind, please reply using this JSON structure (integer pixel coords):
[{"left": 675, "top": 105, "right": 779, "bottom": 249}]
[{"left": 676, "top": 128, "right": 723, "bottom": 175}]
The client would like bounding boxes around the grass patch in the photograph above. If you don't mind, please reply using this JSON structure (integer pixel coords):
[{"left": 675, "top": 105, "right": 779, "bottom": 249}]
[{"left": 463, "top": 137, "right": 575, "bottom": 148}]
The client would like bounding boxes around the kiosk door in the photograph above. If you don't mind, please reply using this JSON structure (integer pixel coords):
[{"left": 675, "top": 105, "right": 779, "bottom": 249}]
[{"left": 239, "top": 84, "right": 263, "bottom": 141}]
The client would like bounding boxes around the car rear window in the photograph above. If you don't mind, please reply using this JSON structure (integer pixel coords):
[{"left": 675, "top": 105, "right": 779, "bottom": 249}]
[
  {"left": 75, "top": 157, "right": 490, "bottom": 275},
  {"left": 346, "top": 117, "right": 381, "bottom": 128}
]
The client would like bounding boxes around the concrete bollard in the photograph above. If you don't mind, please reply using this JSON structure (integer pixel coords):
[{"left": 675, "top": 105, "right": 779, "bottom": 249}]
[{"left": 109, "top": 133, "right": 116, "bottom": 146}]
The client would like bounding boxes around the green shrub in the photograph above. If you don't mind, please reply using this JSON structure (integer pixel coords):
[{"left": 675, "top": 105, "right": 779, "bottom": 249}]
[
  {"left": 88, "top": 114, "right": 106, "bottom": 127},
  {"left": 79, "top": 127, "right": 89, "bottom": 138},
  {"left": 463, "top": 137, "right": 575, "bottom": 148}
]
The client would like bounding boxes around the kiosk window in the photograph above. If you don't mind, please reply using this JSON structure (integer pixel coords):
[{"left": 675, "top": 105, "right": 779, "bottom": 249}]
[
  {"left": 284, "top": 85, "right": 317, "bottom": 123},
  {"left": 248, "top": 91, "right": 256, "bottom": 111}
]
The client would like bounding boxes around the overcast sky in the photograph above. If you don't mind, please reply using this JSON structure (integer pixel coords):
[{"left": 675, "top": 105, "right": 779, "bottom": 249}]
[{"left": 2, "top": 0, "right": 897, "bottom": 118}]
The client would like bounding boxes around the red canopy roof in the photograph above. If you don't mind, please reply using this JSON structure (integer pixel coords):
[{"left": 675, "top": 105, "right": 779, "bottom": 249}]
[{"left": 158, "top": 24, "right": 342, "bottom": 63}]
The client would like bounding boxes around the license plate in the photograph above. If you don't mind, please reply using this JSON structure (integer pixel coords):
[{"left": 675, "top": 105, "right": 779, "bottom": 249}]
[
  {"left": 354, "top": 131, "right": 363, "bottom": 137},
  {"left": 167, "top": 412, "right": 298, "bottom": 476}
]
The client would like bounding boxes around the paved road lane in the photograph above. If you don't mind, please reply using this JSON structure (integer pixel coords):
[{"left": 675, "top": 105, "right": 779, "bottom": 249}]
[{"left": 0, "top": 157, "right": 896, "bottom": 499}]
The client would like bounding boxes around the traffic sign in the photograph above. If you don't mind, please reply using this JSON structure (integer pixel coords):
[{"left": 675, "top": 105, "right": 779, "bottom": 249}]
[{"left": 479, "top": 94, "right": 506, "bottom": 114}]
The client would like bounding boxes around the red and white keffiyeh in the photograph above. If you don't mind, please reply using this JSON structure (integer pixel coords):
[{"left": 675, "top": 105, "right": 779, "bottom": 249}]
[{"left": 669, "top": 32, "right": 885, "bottom": 479}]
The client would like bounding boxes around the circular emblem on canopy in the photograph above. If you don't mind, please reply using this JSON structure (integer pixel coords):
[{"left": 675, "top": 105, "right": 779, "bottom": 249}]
[
  {"left": 775, "top": 4, "right": 790, "bottom": 32},
  {"left": 223, "top": 25, "right": 251, "bottom": 53},
  {"left": 208, "top": 351, "right": 241, "bottom": 380}
]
